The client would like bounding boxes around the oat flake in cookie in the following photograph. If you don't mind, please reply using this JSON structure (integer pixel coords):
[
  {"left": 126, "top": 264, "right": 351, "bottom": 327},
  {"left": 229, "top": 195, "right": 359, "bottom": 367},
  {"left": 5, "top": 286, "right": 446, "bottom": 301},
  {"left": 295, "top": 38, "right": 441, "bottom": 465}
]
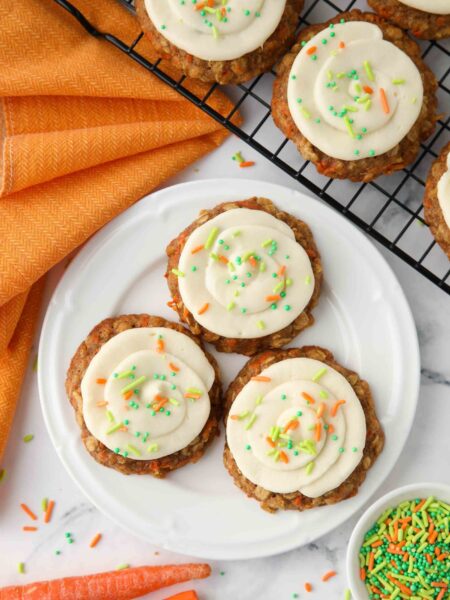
[
  {"left": 66, "top": 315, "right": 222, "bottom": 477},
  {"left": 272, "top": 10, "right": 438, "bottom": 182},
  {"left": 224, "top": 347, "right": 384, "bottom": 512},
  {"left": 166, "top": 198, "right": 322, "bottom": 355},
  {"left": 136, "top": 0, "right": 303, "bottom": 84}
]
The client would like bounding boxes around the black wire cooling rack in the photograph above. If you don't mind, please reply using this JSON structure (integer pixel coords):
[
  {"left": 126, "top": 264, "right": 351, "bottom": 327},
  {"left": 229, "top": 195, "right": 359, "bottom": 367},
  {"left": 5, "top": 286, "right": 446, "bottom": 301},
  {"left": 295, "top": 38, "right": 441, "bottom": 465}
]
[{"left": 54, "top": 0, "right": 450, "bottom": 294}]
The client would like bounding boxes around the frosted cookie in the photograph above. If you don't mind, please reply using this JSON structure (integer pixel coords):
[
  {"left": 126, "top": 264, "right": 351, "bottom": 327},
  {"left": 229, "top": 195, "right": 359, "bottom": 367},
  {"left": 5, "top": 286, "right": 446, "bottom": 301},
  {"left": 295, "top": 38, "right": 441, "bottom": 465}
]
[
  {"left": 66, "top": 314, "right": 222, "bottom": 477},
  {"left": 424, "top": 142, "right": 450, "bottom": 259},
  {"left": 368, "top": 0, "right": 450, "bottom": 40},
  {"left": 135, "top": 0, "right": 304, "bottom": 84},
  {"left": 166, "top": 197, "right": 322, "bottom": 356},
  {"left": 224, "top": 346, "right": 384, "bottom": 512},
  {"left": 272, "top": 10, "right": 438, "bottom": 182}
]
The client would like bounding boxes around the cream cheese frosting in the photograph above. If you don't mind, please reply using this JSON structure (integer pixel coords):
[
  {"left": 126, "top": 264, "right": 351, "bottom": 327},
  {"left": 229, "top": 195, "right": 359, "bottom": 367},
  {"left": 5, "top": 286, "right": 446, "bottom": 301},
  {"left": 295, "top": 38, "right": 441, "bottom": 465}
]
[
  {"left": 287, "top": 20, "right": 424, "bottom": 161},
  {"left": 437, "top": 151, "right": 450, "bottom": 229},
  {"left": 81, "top": 327, "right": 215, "bottom": 460},
  {"left": 143, "top": 0, "right": 287, "bottom": 61},
  {"left": 175, "top": 208, "right": 315, "bottom": 339},
  {"left": 226, "top": 357, "right": 366, "bottom": 498},
  {"left": 398, "top": 0, "right": 450, "bottom": 15}
]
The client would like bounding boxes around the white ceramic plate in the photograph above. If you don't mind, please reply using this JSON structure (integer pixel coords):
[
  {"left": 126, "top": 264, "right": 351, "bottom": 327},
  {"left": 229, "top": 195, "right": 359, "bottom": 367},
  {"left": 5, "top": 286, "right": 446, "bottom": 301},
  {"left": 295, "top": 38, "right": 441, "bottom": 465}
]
[
  {"left": 346, "top": 483, "right": 450, "bottom": 600},
  {"left": 38, "top": 179, "right": 420, "bottom": 560}
]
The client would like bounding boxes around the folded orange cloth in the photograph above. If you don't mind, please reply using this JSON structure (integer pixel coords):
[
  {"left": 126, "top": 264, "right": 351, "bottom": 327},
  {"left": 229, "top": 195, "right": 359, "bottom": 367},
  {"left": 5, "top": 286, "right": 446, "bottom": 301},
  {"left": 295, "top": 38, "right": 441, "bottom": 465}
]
[{"left": 0, "top": 0, "right": 238, "bottom": 461}]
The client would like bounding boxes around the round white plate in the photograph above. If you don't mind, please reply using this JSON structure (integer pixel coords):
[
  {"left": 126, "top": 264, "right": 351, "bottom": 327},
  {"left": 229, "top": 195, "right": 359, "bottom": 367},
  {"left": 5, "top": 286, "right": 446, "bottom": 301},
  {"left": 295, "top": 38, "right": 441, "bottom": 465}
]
[{"left": 38, "top": 179, "right": 420, "bottom": 561}]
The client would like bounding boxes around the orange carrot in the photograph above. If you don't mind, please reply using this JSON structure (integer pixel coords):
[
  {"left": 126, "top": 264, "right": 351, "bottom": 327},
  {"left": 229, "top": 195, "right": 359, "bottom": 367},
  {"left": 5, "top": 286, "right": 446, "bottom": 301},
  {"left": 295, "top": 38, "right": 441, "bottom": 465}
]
[
  {"left": 20, "top": 503, "right": 37, "bottom": 521},
  {"left": 89, "top": 533, "right": 102, "bottom": 548},
  {"left": 301, "top": 392, "right": 315, "bottom": 404},
  {"left": 331, "top": 400, "right": 346, "bottom": 416},
  {"left": 197, "top": 303, "right": 209, "bottom": 315},
  {"left": 304, "top": 582, "right": 313, "bottom": 592},
  {"left": 379, "top": 88, "right": 390, "bottom": 114},
  {"left": 251, "top": 376, "right": 271, "bottom": 382},
  {"left": 322, "top": 571, "right": 336, "bottom": 582},
  {"left": 164, "top": 592, "right": 198, "bottom": 600},
  {"left": 96, "top": 378, "right": 107, "bottom": 384},
  {"left": 239, "top": 161, "right": 255, "bottom": 168},
  {"left": 0, "top": 563, "right": 211, "bottom": 600},
  {"left": 265, "top": 295, "right": 281, "bottom": 302},
  {"left": 169, "top": 362, "right": 180, "bottom": 372},
  {"left": 22, "top": 526, "right": 38, "bottom": 532},
  {"left": 44, "top": 500, "right": 55, "bottom": 524},
  {"left": 191, "top": 245, "right": 204, "bottom": 254}
]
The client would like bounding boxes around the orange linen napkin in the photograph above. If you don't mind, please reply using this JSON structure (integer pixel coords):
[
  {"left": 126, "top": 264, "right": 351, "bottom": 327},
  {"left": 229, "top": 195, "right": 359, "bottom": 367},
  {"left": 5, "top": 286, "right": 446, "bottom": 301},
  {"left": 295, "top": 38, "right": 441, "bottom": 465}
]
[{"left": 0, "top": 0, "right": 238, "bottom": 462}]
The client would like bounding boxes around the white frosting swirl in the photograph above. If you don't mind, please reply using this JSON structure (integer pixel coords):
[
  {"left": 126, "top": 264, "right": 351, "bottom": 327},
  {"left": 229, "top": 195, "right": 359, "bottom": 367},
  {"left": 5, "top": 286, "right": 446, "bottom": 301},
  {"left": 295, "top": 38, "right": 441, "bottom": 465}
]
[
  {"left": 398, "top": 0, "right": 450, "bottom": 15},
  {"left": 143, "top": 0, "right": 287, "bottom": 61},
  {"left": 226, "top": 357, "right": 366, "bottom": 498},
  {"left": 437, "top": 151, "right": 450, "bottom": 229},
  {"left": 176, "top": 208, "right": 315, "bottom": 339},
  {"left": 287, "top": 21, "right": 423, "bottom": 161},
  {"left": 81, "top": 327, "right": 215, "bottom": 460}
]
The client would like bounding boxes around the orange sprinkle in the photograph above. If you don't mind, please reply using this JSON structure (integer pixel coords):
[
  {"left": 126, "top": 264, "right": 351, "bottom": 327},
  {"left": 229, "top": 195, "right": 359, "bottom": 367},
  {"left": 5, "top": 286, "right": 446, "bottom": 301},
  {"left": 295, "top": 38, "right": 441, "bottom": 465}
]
[
  {"left": 429, "top": 522, "right": 435, "bottom": 534},
  {"left": 89, "top": 533, "right": 102, "bottom": 548},
  {"left": 119, "top": 426, "right": 128, "bottom": 433},
  {"left": 328, "top": 424, "right": 335, "bottom": 434},
  {"left": 393, "top": 520, "right": 399, "bottom": 542},
  {"left": 96, "top": 378, "right": 107, "bottom": 385},
  {"left": 277, "top": 265, "right": 286, "bottom": 277},
  {"left": 279, "top": 451, "right": 289, "bottom": 464},
  {"left": 426, "top": 553, "right": 433, "bottom": 564},
  {"left": 403, "top": 552, "right": 409, "bottom": 562},
  {"left": 265, "top": 295, "right": 281, "bottom": 302},
  {"left": 371, "top": 587, "right": 383, "bottom": 595},
  {"left": 331, "top": 400, "right": 346, "bottom": 417},
  {"left": 413, "top": 499, "right": 426, "bottom": 512},
  {"left": 322, "top": 571, "right": 336, "bottom": 582},
  {"left": 239, "top": 161, "right": 255, "bottom": 168},
  {"left": 153, "top": 395, "right": 168, "bottom": 411},
  {"left": 429, "top": 530, "right": 438, "bottom": 544},
  {"left": 230, "top": 415, "right": 240, "bottom": 420},
  {"left": 218, "top": 255, "right": 228, "bottom": 264},
  {"left": 248, "top": 256, "right": 257, "bottom": 268},
  {"left": 220, "top": 6, "right": 226, "bottom": 17},
  {"left": 304, "top": 583, "right": 313, "bottom": 592},
  {"left": 156, "top": 338, "right": 164, "bottom": 353},
  {"left": 437, "top": 553, "right": 448, "bottom": 561},
  {"left": 314, "top": 422, "right": 322, "bottom": 442},
  {"left": 306, "top": 46, "right": 317, "bottom": 55},
  {"left": 301, "top": 392, "right": 315, "bottom": 404},
  {"left": 360, "top": 568, "right": 366, "bottom": 581},
  {"left": 22, "top": 526, "right": 38, "bottom": 532},
  {"left": 363, "top": 85, "right": 373, "bottom": 94},
  {"left": 391, "top": 560, "right": 397, "bottom": 568},
  {"left": 432, "top": 583, "right": 448, "bottom": 588},
  {"left": 379, "top": 88, "right": 390, "bottom": 114},
  {"left": 435, "top": 547, "right": 441, "bottom": 557},
  {"left": 339, "top": 41, "right": 345, "bottom": 49},
  {"left": 197, "top": 303, "right": 209, "bottom": 315},
  {"left": 266, "top": 436, "right": 276, "bottom": 448},
  {"left": 284, "top": 419, "right": 299, "bottom": 433},
  {"left": 44, "top": 500, "right": 55, "bottom": 524},
  {"left": 123, "top": 390, "right": 133, "bottom": 401},
  {"left": 20, "top": 503, "right": 38, "bottom": 521},
  {"left": 437, "top": 589, "right": 447, "bottom": 600},
  {"left": 184, "top": 393, "right": 201, "bottom": 400},
  {"left": 371, "top": 540, "right": 383, "bottom": 548},
  {"left": 191, "top": 245, "right": 204, "bottom": 254},
  {"left": 368, "top": 552, "right": 375, "bottom": 571},
  {"left": 387, "top": 575, "right": 412, "bottom": 597},
  {"left": 96, "top": 400, "right": 108, "bottom": 407},
  {"left": 251, "top": 376, "right": 271, "bottom": 382},
  {"left": 316, "top": 403, "right": 326, "bottom": 419},
  {"left": 169, "top": 362, "right": 180, "bottom": 372}
]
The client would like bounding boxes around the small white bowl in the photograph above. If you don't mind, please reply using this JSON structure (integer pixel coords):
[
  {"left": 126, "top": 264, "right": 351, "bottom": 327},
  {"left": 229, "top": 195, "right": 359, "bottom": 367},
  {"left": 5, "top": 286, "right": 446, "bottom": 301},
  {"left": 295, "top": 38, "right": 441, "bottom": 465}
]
[{"left": 346, "top": 482, "right": 450, "bottom": 600}]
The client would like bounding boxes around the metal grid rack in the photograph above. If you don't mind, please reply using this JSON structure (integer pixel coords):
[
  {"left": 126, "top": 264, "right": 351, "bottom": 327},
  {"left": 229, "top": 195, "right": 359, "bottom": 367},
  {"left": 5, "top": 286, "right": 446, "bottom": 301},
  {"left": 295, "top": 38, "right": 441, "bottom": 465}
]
[{"left": 55, "top": 0, "right": 450, "bottom": 294}]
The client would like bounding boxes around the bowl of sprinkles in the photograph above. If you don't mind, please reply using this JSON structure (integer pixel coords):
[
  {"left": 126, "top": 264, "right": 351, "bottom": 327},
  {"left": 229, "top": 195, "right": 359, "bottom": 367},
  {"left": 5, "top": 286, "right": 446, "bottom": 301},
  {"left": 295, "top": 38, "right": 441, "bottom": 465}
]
[{"left": 347, "top": 483, "right": 450, "bottom": 600}]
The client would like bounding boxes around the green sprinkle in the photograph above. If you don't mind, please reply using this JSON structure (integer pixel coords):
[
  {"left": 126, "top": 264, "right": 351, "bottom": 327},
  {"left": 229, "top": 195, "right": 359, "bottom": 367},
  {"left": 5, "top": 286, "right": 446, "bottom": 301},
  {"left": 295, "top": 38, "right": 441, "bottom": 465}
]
[
  {"left": 261, "top": 238, "right": 273, "bottom": 248},
  {"left": 205, "top": 226, "right": 219, "bottom": 249},
  {"left": 257, "top": 320, "right": 265, "bottom": 330},
  {"left": 343, "top": 115, "right": 356, "bottom": 138},
  {"left": 284, "top": 305, "right": 291, "bottom": 311},
  {"left": 392, "top": 78, "right": 405, "bottom": 84},
  {"left": 343, "top": 105, "right": 358, "bottom": 113},
  {"left": 344, "top": 589, "right": 352, "bottom": 600},
  {"left": 245, "top": 413, "right": 257, "bottom": 430},
  {"left": 211, "top": 24, "right": 218, "bottom": 38},
  {"left": 55, "top": 550, "right": 61, "bottom": 555},
  {"left": 312, "top": 367, "right": 327, "bottom": 382},
  {"left": 116, "top": 369, "right": 134, "bottom": 380},
  {"left": 301, "top": 107, "right": 311, "bottom": 119},
  {"left": 18, "top": 562, "right": 25, "bottom": 574},
  {"left": 116, "top": 563, "right": 130, "bottom": 571},
  {"left": 232, "top": 230, "right": 241, "bottom": 237},
  {"left": 106, "top": 411, "right": 115, "bottom": 424},
  {"left": 305, "top": 275, "right": 311, "bottom": 285},
  {"left": 369, "top": 149, "right": 376, "bottom": 157},
  {"left": 331, "top": 435, "right": 338, "bottom": 441},
  {"left": 227, "top": 301, "right": 235, "bottom": 311},
  {"left": 273, "top": 281, "right": 284, "bottom": 294},
  {"left": 363, "top": 60, "right": 375, "bottom": 82},
  {"left": 319, "top": 390, "right": 328, "bottom": 399},
  {"left": 171, "top": 268, "right": 185, "bottom": 277},
  {"left": 147, "top": 443, "right": 159, "bottom": 453},
  {"left": 209, "top": 252, "right": 218, "bottom": 261},
  {"left": 106, "top": 422, "right": 123, "bottom": 435},
  {"left": 259, "top": 261, "right": 266, "bottom": 272},
  {"left": 23, "top": 434, "right": 34, "bottom": 443},
  {"left": 126, "top": 444, "right": 141, "bottom": 457},
  {"left": 169, "top": 398, "right": 180, "bottom": 406},
  {"left": 41, "top": 497, "right": 48, "bottom": 511},
  {"left": 255, "top": 395, "right": 263, "bottom": 405},
  {"left": 305, "top": 461, "right": 315, "bottom": 475},
  {"left": 187, "top": 387, "right": 202, "bottom": 395},
  {"left": 121, "top": 376, "right": 146, "bottom": 394},
  {"left": 191, "top": 266, "right": 197, "bottom": 272},
  {"left": 228, "top": 261, "right": 235, "bottom": 272}
]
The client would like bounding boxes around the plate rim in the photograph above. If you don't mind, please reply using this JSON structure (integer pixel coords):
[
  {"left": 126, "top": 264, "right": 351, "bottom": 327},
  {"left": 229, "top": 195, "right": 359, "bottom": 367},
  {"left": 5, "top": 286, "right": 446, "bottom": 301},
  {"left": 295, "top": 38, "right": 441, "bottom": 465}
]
[{"left": 38, "top": 177, "right": 420, "bottom": 560}]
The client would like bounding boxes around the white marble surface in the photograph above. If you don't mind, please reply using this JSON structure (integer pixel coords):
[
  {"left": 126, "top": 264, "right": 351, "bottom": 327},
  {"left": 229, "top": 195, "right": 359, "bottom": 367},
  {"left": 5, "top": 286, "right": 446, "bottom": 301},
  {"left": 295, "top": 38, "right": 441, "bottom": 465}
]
[{"left": 0, "top": 132, "right": 449, "bottom": 599}]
